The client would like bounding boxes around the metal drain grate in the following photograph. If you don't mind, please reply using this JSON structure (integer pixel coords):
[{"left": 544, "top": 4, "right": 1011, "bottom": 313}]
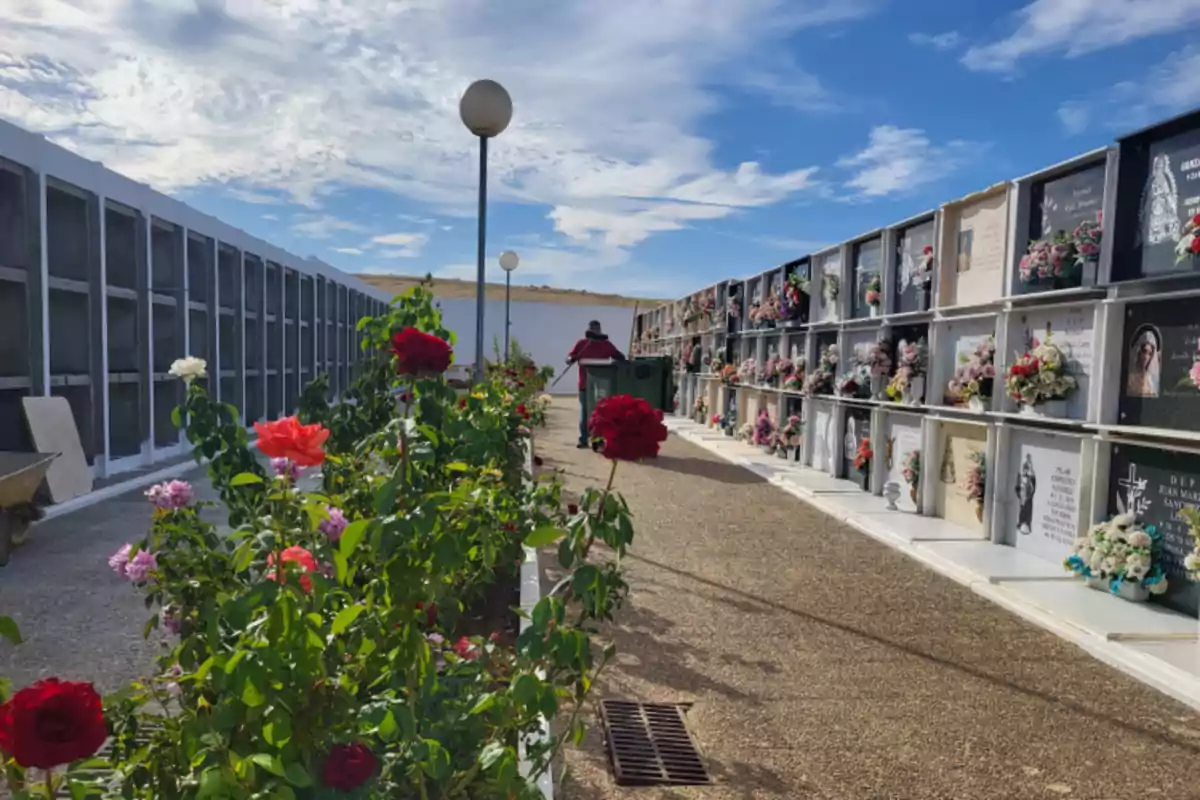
[{"left": 599, "top": 699, "right": 711, "bottom": 786}]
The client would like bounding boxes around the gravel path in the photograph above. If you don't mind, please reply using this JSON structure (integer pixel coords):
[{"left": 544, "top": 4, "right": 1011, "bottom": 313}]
[{"left": 535, "top": 404, "right": 1200, "bottom": 800}]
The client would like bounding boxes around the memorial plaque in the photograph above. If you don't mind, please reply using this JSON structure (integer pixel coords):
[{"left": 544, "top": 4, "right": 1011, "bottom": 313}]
[
  {"left": 1011, "top": 305, "right": 1094, "bottom": 419},
  {"left": 842, "top": 407, "right": 872, "bottom": 490},
  {"left": 1132, "top": 127, "right": 1200, "bottom": 278},
  {"left": 814, "top": 250, "right": 842, "bottom": 323},
  {"left": 882, "top": 415, "right": 923, "bottom": 512},
  {"left": 851, "top": 238, "right": 882, "bottom": 320},
  {"left": 812, "top": 401, "right": 836, "bottom": 472},
  {"left": 1119, "top": 298, "right": 1200, "bottom": 431},
  {"left": 1108, "top": 443, "right": 1200, "bottom": 617},
  {"left": 934, "top": 422, "right": 986, "bottom": 532},
  {"left": 895, "top": 220, "right": 935, "bottom": 314},
  {"left": 942, "top": 192, "right": 1008, "bottom": 307},
  {"left": 1004, "top": 429, "right": 1081, "bottom": 565},
  {"left": 1034, "top": 163, "right": 1106, "bottom": 240}
]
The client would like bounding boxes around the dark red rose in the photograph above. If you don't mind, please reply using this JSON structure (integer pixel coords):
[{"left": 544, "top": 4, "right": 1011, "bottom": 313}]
[
  {"left": 1193, "top": 213, "right": 1200, "bottom": 227},
  {"left": 567, "top": 503, "right": 579, "bottom": 515},
  {"left": 399, "top": 392, "right": 410, "bottom": 403},
  {"left": 322, "top": 742, "right": 378, "bottom": 791},
  {"left": 390, "top": 327, "right": 453, "bottom": 376},
  {"left": 458, "top": 398, "right": 467, "bottom": 409},
  {"left": 923, "top": 245, "right": 933, "bottom": 255},
  {"left": 0, "top": 679, "right": 107, "bottom": 769},
  {"left": 516, "top": 404, "right": 529, "bottom": 419},
  {"left": 517, "top": 381, "right": 525, "bottom": 388},
  {"left": 1192, "top": 237, "right": 1200, "bottom": 255},
  {"left": 588, "top": 395, "right": 669, "bottom": 461},
  {"left": 489, "top": 632, "right": 501, "bottom": 643},
  {"left": 452, "top": 637, "right": 479, "bottom": 660},
  {"left": 415, "top": 601, "right": 438, "bottom": 627}
]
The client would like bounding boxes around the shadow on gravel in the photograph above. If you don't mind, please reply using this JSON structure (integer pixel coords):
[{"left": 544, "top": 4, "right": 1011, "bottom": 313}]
[
  {"left": 644, "top": 455, "right": 764, "bottom": 485},
  {"left": 625, "top": 552, "right": 1200, "bottom": 755}
]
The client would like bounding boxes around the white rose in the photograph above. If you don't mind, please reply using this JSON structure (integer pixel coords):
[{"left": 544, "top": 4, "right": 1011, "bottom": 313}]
[
  {"left": 1185, "top": 553, "right": 1200, "bottom": 574},
  {"left": 169, "top": 356, "right": 208, "bottom": 384},
  {"left": 1126, "top": 563, "right": 1149, "bottom": 581},
  {"left": 1126, "top": 552, "right": 1150, "bottom": 569},
  {"left": 1126, "top": 531, "right": 1151, "bottom": 548},
  {"left": 1089, "top": 552, "right": 1106, "bottom": 571},
  {"left": 1149, "top": 578, "right": 1170, "bottom": 595},
  {"left": 1100, "top": 557, "right": 1118, "bottom": 575}
]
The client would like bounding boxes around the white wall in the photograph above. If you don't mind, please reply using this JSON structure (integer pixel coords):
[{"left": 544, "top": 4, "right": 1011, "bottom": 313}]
[{"left": 435, "top": 298, "right": 635, "bottom": 395}]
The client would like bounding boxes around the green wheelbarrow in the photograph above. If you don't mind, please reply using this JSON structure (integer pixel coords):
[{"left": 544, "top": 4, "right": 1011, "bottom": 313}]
[{"left": 0, "top": 452, "right": 58, "bottom": 567}]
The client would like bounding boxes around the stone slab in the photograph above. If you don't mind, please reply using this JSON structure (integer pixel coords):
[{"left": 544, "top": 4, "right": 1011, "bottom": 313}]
[
  {"left": 21, "top": 397, "right": 93, "bottom": 504},
  {"left": 914, "top": 540, "right": 1072, "bottom": 583},
  {"left": 995, "top": 580, "right": 1200, "bottom": 640}
]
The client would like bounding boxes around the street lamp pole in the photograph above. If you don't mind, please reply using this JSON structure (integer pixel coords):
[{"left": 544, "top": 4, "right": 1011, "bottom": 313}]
[
  {"left": 499, "top": 250, "right": 520, "bottom": 360},
  {"left": 459, "top": 79, "right": 513, "bottom": 384}
]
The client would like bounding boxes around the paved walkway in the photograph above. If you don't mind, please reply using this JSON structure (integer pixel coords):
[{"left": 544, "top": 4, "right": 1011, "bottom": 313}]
[{"left": 535, "top": 405, "right": 1200, "bottom": 800}]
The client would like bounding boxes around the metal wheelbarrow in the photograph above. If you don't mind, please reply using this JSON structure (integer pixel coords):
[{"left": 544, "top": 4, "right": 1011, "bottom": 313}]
[{"left": 0, "top": 452, "right": 59, "bottom": 567}]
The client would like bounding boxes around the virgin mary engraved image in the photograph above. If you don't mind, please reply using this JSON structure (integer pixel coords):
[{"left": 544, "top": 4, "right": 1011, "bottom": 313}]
[
  {"left": 1126, "top": 324, "right": 1162, "bottom": 399},
  {"left": 1139, "top": 154, "right": 1181, "bottom": 248},
  {"left": 1014, "top": 453, "right": 1037, "bottom": 536},
  {"left": 844, "top": 416, "right": 858, "bottom": 462}
]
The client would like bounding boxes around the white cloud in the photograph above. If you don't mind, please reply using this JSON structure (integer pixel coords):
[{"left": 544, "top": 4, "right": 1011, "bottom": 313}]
[
  {"left": 368, "top": 232, "right": 429, "bottom": 257},
  {"left": 262, "top": 213, "right": 279, "bottom": 221},
  {"left": 333, "top": 247, "right": 364, "bottom": 255},
  {"left": 371, "top": 232, "right": 427, "bottom": 247},
  {"left": 227, "top": 187, "right": 284, "bottom": 205},
  {"left": 963, "top": 0, "right": 1200, "bottom": 73},
  {"left": 0, "top": 0, "right": 858, "bottom": 264},
  {"left": 1057, "top": 45, "right": 1200, "bottom": 134},
  {"left": 837, "top": 125, "right": 977, "bottom": 199},
  {"left": 291, "top": 214, "right": 368, "bottom": 239},
  {"left": 908, "top": 31, "right": 963, "bottom": 51}
]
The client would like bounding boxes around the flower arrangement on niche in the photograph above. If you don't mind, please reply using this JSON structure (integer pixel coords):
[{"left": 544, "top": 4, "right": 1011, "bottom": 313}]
[
  {"left": 1178, "top": 506, "right": 1200, "bottom": 581},
  {"left": 700, "top": 290, "right": 717, "bottom": 325},
  {"left": 783, "top": 360, "right": 805, "bottom": 391},
  {"left": 1019, "top": 211, "right": 1103, "bottom": 287},
  {"left": 1175, "top": 339, "right": 1200, "bottom": 392},
  {"left": 737, "top": 421, "right": 754, "bottom": 442},
  {"left": 915, "top": 245, "right": 934, "bottom": 286},
  {"left": 853, "top": 438, "right": 873, "bottom": 472},
  {"left": 864, "top": 273, "right": 883, "bottom": 309},
  {"left": 693, "top": 396, "right": 707, "bottom": 422},
  {"left": 823, "top": 272, "right": 840, "bottom": 305},
  {"left": 720, "top": 363, "right": 740, "bottom": 385},
  {"left": 1005, "top": 336, "right": 1077, "bottom": 410},
  {"left": 901, "top": 450, "right": 921, "bottom": 503},
  {"left": 1065, "top": 513, "right": 1169, "bottom": 601},
  {"left": 836, "top": 366, "right": 870, "bottom": 399},
  {"left": 780, "top": 414, "right": 803, "bottom": 447},
  {"left": 1176, "top": 213, "right": 1200, "bottom": 264},
  {"left": 757, "top": 294, "right": 781, "bottom": 328},
  {"left": 782, "top": 273, "right": 809, "bottom": 320},
  {"left": 867, "top": 338, "right": 893, "bottom": 378},
  {"left": 774, "top": 356, "right": 793, "bottom": 385},
  {"left": 737, "top": 357, "right": 757, "bottom": 385},
  {"left": 804, "top": 344, "right": 838, "bottom": 395},
  {"left": 946, "top": 337, "right": 996, "bottom": 410},
  {"left": 753, "top": 409, "right": 776, "bottom": 447},
  {"left": 708, "top": 353, "right": 723, "bottom": 375},
  {"left": 963, "top": 449, "right": 986, "bottom": 521},
  {"left": 886, "top": 338, "right": 928, "bottom": 403}
]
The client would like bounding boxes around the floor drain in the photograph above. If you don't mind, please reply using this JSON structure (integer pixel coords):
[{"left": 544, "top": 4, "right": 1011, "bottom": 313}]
[{"left": 599, "top": 699, "right": 711, "bottom": 787}]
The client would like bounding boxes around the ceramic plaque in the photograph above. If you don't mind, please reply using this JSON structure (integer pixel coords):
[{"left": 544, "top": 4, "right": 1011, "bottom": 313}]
[
  {"left": 934, "top": 422, "right": 987, "bottom": 532},
  {"left": 882, "top": 414, "right": 923, "bottom": 513},
  {"left": 941, "top": 191, "right": 1008, "bottom": 307},
  {"left": 1008, "top": 305, "right": 1094, "bottom": 420},
  {"left": 1003, "top": 428, "right": 1081, "bottom": 565}
]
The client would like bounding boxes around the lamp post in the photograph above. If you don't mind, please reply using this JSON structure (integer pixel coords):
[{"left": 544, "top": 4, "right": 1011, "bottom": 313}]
[
  {"left": 459, "top": 79, "right": 513, "bottom": 384},
  {"left": 498, "top": 250, "right": 520, "bottom": 361}
]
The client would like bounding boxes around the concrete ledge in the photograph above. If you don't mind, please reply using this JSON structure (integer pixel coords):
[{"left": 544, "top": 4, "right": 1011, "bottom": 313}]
[{"left": 665, "top": 417, "right": 1200, "bottom": 713}]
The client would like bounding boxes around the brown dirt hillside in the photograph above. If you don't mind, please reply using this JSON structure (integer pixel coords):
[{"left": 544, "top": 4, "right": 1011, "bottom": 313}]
[{"left": 356, "top": 274, "right": 663, "bottom": 308}]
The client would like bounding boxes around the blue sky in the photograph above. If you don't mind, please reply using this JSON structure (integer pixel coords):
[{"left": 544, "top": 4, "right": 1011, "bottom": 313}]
[{"left": 3, "top": 0, "right": 1200, "bottom": 298}]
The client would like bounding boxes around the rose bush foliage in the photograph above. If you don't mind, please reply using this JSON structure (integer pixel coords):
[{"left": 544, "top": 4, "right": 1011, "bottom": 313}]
[{"left": 0, "top": 282, "right": 652, "bottom": 798}]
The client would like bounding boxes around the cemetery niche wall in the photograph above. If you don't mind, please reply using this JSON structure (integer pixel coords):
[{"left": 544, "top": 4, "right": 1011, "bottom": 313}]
[
  {"left": 1117, "top": 297, "right": 1200, "bottom": 432},
  {"left": 851, "top": 234, "right": 883, "bottom": 320},
  {"left": 938, "top": 185, "right": 1010, "bottom": 308},
  {"left": 1004, "top": 303, "right": 1096, "bottom": 421},
  {"left": 882, "top": 413, "right": 923, "bottom": 513},
  {"left": 781, "top": 258, "right": 810, "bottom": 327},
  {"left": 892, "top": 214, "right": 936, "bottom": 314},
  {"left": 1112, "top": 109, "right": 1200, "bottom": 282},
  {"left": 1107, "top": 443, "right": 1200, "bottom": 617},
  {"left": 999, "top": 428, "right": 1083, "bottom": 567},
  {"left": 934, "top": 421, "right": 988, "bottom": 535}
]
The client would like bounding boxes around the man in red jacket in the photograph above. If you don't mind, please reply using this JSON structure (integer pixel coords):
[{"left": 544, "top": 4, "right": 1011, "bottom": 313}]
[{"left": 567, "top": 320, "right": 626, "bottom": 448}]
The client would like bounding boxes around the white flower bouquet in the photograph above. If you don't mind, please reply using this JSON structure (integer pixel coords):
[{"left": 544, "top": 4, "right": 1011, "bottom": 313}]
[{"left": 1064, "top": 513, "right": 1168, "bottom": 597}]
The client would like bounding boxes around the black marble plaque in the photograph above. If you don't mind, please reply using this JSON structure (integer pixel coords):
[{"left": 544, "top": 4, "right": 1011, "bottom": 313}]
[
  {"left": 1108, "top": 443, "right": 1200, "bottom": 617},
  {"left": 851, "top": 238, "right": 882, "bottom": 320},
  {"left": 894, "top": 221, "right": 935, "bottom": 314},
  {"left": 1119, "top": 298, "right": 1200, "bottom": 431},
  {"left": 1125, "top": 126, "right": 1200, "bottom": 278},
  {"left": 1033, "top": 163, "right": 1106, "bottom": 239},
  {"left": 842, "top": 407, "right": 872, "bottom": 490}
]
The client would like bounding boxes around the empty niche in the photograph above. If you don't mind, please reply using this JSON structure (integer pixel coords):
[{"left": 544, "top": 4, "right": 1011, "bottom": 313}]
[
  {"left": 51, "top": 385, "right": 95, "bottom": 464},
  {"left": 107, "top": 296, "right": 139, "bottom": 374},
  {"left": 189, "top": 310, "right": 209, "bottom": 361},
  {"left": 152, "top": 303, "right": 181, "bottom": 374},
  {"left": 151, "top": 220, "right": 180, "bottom": 294},
  {"left": 108, "top": 381, "right": 142, "bottom": 458},
  {"left": 46, "top": 183, "right": 90, "bottom": 282},
  {"left": 218, "top": 246, "right": 239, "bottom": 309},
  {"left": 0, "top": 389, "right": 32, "bottom": 451},
  {"left": 154, "top": 380, "right": 180, "bottom": 448},
  {"left": 49, "top": 289, "right": 91, "bottom": 376},
  {"left": 0, "top": 281, "right": 30, "bottom": 378},
  {"left": 186, "top": 234, "right": 212, "bottom": 304},
  {"left": 0, "top": 164, "right": 29, "bottom": 270},
  {"left": 105, "top": 204, "right": 139, "bottom": 290}
]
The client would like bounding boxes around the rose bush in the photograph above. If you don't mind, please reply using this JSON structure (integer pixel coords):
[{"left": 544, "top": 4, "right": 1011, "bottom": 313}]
[{"left": 0, "top": 280, "right": 642, "bottom": 799}]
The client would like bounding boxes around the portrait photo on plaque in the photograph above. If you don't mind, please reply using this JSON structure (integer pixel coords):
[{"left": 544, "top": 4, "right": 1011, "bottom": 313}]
[{"left": 1119, "top": 299, "right": 1200, "bottom": 430}]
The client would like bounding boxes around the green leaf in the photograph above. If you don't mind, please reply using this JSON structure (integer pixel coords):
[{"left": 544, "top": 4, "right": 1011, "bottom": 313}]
[
  {"left": 242, "top": 672, "right": 266, "bottom": 708},
  {"left": 445, "top": 461, "right": 470, "bottom": 472},
  {"left": 524, "top": 526, "right": 567, "bottom": 548},
  {"left": 223, "top": 650, "right": 248, "bottom": 674},
  {"left": 339, "top": 519, "right": 368, "bottom": 558},
  {"left": 478, "top": 741, "right": 507, "bottom": 769},
  {"left": 511, "top": 673, "right": 539, "bottom": 707},
  {"left": 194, "top": 656, "right": 216, "bottom": 683},
  {"left": 232, "top": 541, "right": 256, "bottom": 574},
  {"left": 263, "top": 712, "right": 293, "bottom": 747},
  {"left": 331, "top": 604, "right": 365, "bottom": 636},
  {"left": 170, "top": 406, "right": 182, "bottom": 429},
  {"left": 249, "top": 753, "right": 286, "bottom": 777},
  {"left": 333, "top": 551, "right": 349, "bottom": 585},
  {"left": 230, "top": 472, "right": 263, "bottom": 486},
  {"left": 421, "top": 739, "right": 451, "bottom": 780},
  {"left": 284, "top": 762, "right": 312, "bottom": 788},
  {"left": 378, "top": 710, "right": 398, "bottom": 742},
  {"left": 470, "top": 695, "right": 496, "bottom": 716},
  {"left": 0, "top": 615, "right": 25, "bottom": 644},
  {"left": 197, "top": 767, "right": 226, "bottom": 799}
]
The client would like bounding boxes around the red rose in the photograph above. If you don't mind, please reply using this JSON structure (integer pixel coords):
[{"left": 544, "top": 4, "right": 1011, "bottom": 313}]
[
  {"left": 1191, "top": 237, "right": 1200, "bottom": 255},
  {"left": 452, "top": 637, "right": 479, "bottom": 660},
  {"left": 489, "top": 632, "right": 501, "bottom": 643},
  {"left": 567, "top": 503, "right": 579, "bottom": 515},
  {"left": 588, "top": 395, "right": 669, "bottom": 461},
  {"left": 923, "top": 245, "right": 933, "bottom": 254},
  {"left": 267, "top": 546, "right": 317, "bottom": 594},
  {"left": 458, "top": 398, "right": 467, "bottom": 409},
  {"left": 415, "top": 601, "right": 438, "bottom": 627},
  {"left": 391, "top": 327, "right": 453, "bottom": 376},
  {"left": 0, "top": 679, "right": 107, "bottom": 768},
  {"left": 516, "top": 404, "right": 529, "bottom": 419},
  {"left": 255, "top": 416, "right": 330, "bottom": 467},
  {"left": 1193, "top": 213, "right": 1200, "bottom": 227},
  {"left": 322, "top": 742, "right": 378, "bottom": 791}
]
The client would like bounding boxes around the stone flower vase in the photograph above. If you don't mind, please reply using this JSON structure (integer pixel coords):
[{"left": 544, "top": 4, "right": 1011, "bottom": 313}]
[
  {"left": 904, "top": 376, "right": 925, "bottom": 406},
  {"left": 883, "top": 481, "right": 901, "bottom": 510},
  {"left": 869, "top": 305, "right": 880, "bottom": 319},
  {"left": 1087, "top": 576, "right": 1149, "bottom": 603},
  {"left": 870, "top": 374, "right": 885, "bottom": 399},
  {"left": 968, "top": 396, "right": 985, "bottom": 413},
  {"left": 1021, "top": 399, "right": 1068, "bottom": 418}
]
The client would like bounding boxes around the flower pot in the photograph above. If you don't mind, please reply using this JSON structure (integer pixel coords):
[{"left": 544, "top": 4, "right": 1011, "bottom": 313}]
[
  {"left": 789, "top": 446, "right": 801, "bottom": 462},
  {"left": 904, "top": 376, "right": 926, "bottom": 406},
  {"left": 869, "top": 306, "right": 879, "bottom": 319},
  {"left": 883, "top": 482, "right": 901, "bottom": 510},
  {"left": 776, "top": 447, "right": 788, "bottom": 460},
  {"left": 1087, "top": 576, "right": 1149, "bottom": 603},
  {"left": 967, "top": 396, "right": 985, "bottom": 413}
]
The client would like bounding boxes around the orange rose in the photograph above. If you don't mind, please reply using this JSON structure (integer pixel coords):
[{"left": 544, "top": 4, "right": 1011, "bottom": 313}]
[{"left": 254, "top": 416, "right": 330, "bottom": 467}]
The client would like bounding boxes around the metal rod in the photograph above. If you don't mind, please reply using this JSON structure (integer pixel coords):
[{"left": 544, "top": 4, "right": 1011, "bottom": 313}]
[
  {"left": 503, "top": 270, "right": 511, "bottom": 361},
  {"left": 473, "top": 135, "right": 488, "bottom": 384}
]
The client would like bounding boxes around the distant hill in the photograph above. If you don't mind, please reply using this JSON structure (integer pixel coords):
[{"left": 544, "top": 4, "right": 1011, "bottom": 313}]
[{"left": 356, "top": 274, "right": 662, "bottom": 309}]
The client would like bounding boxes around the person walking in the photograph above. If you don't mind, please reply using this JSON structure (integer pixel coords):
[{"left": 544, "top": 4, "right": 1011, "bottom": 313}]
[{"left": 567, "top": 320, "right": 626, "bottom": 448}]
